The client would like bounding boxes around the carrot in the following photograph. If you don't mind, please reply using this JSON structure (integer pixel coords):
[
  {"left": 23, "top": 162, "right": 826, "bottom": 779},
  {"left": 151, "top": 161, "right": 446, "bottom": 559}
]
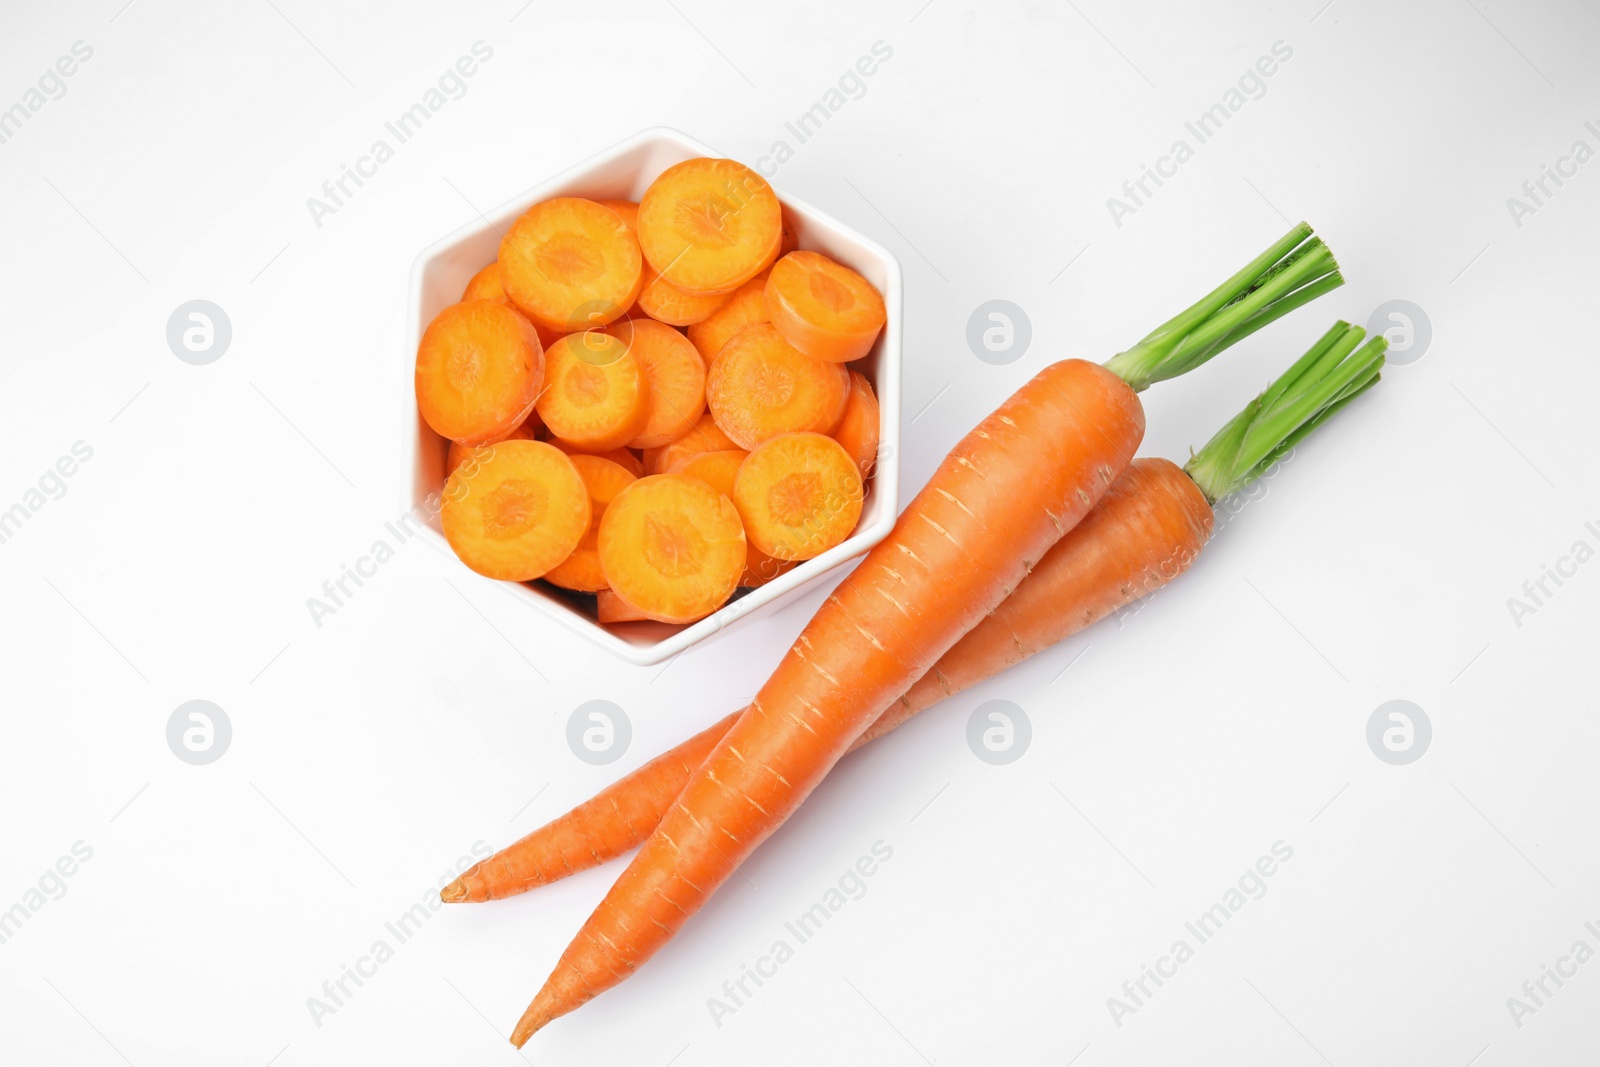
[
  {"left": 446, "top": 415, "right": 539, "bottom": 476},
  {"left": 499, "top": 197, "right": 643, "bottom": 333},
  {"left": 415, "top": 300, "right": 545, "bottom": 446},
  {"left": 597, "top": 473, "right": 746, "bottom": 624},
  {"left": 448, "top": 319, "right": 1384, "bottom": 905},
  {"left": 685, "top": 272, "right": 771, "bottom": 363},
  {"left": 462, "top": 264, "right": 562, "bottom": 350},
  {"left": 635, "top": 263, "right": 733, "bottom": 326},
  {"left": 640, "top": 413, "right": 737, "bottom": 474},
  {"left": 508, "top": 224, "right": 1344, "bottom": 1043},
  {"left": 829, "top": 370, "right": 880, "bottom": 478},
  {"left": 542, "top": 455, "right": 638, "bottom": 593},
  {"left": 636, "top": 158, "right": 782, "bottom": 295},
  {"left": 732, "top": 432, "right": 863, "bottom": 560},
  {"left": 596, "top": 588, "right": 651, "bottom": 623},
  {"left": 764, "top": 250, "right": 886, "bottom": 363},
  {"left": 705, "top": 323, "right": 850, "bottom": 450},
  {"left": 546, "top": 438, "right": 645, "bottom": 478},
  {"left": 604, "top": 319, "right": 708, "bottom": 449},
  {"left": 777, "top": 208, "right": 799, "bottom": 258},
  {"left": 665, "top": 447, "right": 748, "bottom": 493},
  {"left": 535, "top": 332, "right": 649, "bottom": 452},
  {"left": 441, "top": 440, "right": 591, "bottom": 581},
  {"left": 596, "top": 199, "right": 639, "bottom": 232}
]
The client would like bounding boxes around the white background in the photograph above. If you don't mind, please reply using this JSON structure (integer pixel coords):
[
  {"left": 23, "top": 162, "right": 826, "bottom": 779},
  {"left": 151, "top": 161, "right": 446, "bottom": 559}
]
[{"left": 2, "top": 1, "right": 1596, "bottom": 1064}]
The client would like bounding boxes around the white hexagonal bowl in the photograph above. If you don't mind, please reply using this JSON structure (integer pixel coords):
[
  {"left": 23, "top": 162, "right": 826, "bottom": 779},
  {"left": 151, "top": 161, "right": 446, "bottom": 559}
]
[{"left": 403, "top": 127, "right": 902, "bottom": 665}]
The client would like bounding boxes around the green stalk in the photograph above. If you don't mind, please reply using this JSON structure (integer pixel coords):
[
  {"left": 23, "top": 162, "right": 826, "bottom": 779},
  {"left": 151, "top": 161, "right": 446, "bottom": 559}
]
[
  {"left": 1183, "top": 321, "right": 1387, "bottom": 503},
  {"left": 1102, "top": 223, "right": 1342, "bottom": 392}
]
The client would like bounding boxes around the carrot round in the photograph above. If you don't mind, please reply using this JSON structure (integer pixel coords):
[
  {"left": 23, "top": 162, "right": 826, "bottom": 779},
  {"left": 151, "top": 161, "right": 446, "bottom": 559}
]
[
  {"left": 545, "top": 438, "right": 644, "bottom": 477},
  {"left": 830, "top": 370, "right": 880, "bottom": 478},
  {"left": 443, "top": 457, "right": 1212, "bottom": 902},
  {"left": 499, "top": 197, "right": 643, "bottom": 333},
  {"left": 685, "top": 272, "right": 771, "bottom": 363},
  {"left": 462, "top": 264, "right": 562, "bottom": 350},
  {"left": 604, "top": 319, "right": 708, "bottom": 449},
  {"left": 509, "top": 224, "right": 1348, "bottom": 1043},
  {"left": 441, "top": 441, "right": 590, "bottom": 581},
  {"left": 636, "top": 158, "right": 781, "bottom": 295},
  {"left": 635, "top": 263, "right": 732, "bottom": 326},
  {"left": 705, "top": 323, "right": 850, "bottom": 450},
  {"left": 641, "top": 413, "right": 738, "bottom": 474},
  {"left": 597, "top": 474, "right": 746, "bottom": 624},
  {"left": 415, "top": 300, "right": 545, "bottom": 446},
  {"left": 535, "top": 333, "right": 649, "bottom": 452},
  {"left": 446, "top": 415, "right": 539, "bottom": 476},
  {"left": 777, "top": 209, "right": 799, "bottom": 258},
  {"left": 596, "top": 588, "right": 650, "bottom": 624},
  {"left": 733, "top": 432, "right": 863, "bottom": 560},
  {"left": 665, "top": 447, "right": 747, "bottom": 493},
  {"left": 596, "top": 199, "right": 639, "bottom": 233},
  {"left": 542, "top": 455, "right": 638, "bottom": 593},
  {"left": 764, "top": 250, "right": 886, "bottom": 363}
]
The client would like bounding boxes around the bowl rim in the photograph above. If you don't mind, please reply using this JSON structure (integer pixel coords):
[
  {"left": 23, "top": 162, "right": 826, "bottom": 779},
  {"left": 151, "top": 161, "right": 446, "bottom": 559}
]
[{"left": 403, "top": 125, "right": 903, "bottom": 665}]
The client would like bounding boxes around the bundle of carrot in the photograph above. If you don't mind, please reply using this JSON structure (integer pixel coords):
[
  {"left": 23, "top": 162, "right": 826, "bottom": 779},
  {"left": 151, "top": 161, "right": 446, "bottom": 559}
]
[{"left": 441, "top": 220, "right": 1350, "bottom": 1045}]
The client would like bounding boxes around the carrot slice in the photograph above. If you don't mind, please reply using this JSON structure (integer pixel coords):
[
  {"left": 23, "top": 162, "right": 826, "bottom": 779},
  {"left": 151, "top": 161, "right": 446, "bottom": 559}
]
[
  {"left": 777, "top": 209, "right": 799, "bottom": 258},
  {"left": 685, "top": 272, "right": 771, "bottom": 363},
  {"left": 830, "top": 370, "right": 881, "bottom": 478},
  {"left": 636, "top": 158, "right": 782, "bottom": 295},
  {"left": 706, "top": 323, "right": 849, "bottom": 450},
  {"left": 547, "top": 438, "right": 644, "bottom": 477},
  {"left": 732, "top": 432, "right": 863, "bottom": 560},
  {"left": 596, "top": 199, "right": 639, "bottom": 232},
  {"left": 543, "top": 455, "right": 638, "bottom": 592},
  {"left": 635, "top": 263, "right": 733, "bottom": 326},
  {"left": 535, "top": 332, "right": 649, "bottom": 452},
  {"left": 416, "top": 300, "right": 545, "bottom": 446},
  {"left": 764, "top": 250, "right": 886, "bottom": 363},
  {"left": 603, "top": 319, "right": 707, "bottom": 449},
  {"left": 597, "top": 474, "right": 745, "bottom": 623},
  {"left": 462, "top": 264, "right": 561, "bottom": 350},
  {"left": 596, "top": 588, "right": 650, "bottom": 623},
  {"left": 446, "top": 415, "right": 539, "bottom": 476},
  {"left": 499, "top": 198, "right": 643, "bottom": 333},
  {"left": 441, "top": 440, "right": 590, "bottom": 581},
  {"left": 641, "top": 413, "right": 738, "bottom": 474},
  {"left": 663, "top": 448, "right": 791, "bottom": 587}
]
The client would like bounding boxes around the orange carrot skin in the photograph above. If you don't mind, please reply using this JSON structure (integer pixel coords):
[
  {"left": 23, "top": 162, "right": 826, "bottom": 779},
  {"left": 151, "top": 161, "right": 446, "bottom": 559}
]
[
  {"left": 445, "top": 458, "right": 1208, "bottom": 904},
  {"left": 514, "top": 359, "right": 1144, "bottom": 1040}
]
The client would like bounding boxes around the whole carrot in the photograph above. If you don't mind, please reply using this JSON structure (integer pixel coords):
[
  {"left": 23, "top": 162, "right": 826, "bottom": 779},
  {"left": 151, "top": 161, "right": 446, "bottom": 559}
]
[
  {"left": 445, "top": 457, "right": 1210, "bottom": 902},
  {"left": 511, "top": 226, "right": 1343, "bottom": 1044},
  {"left": 449, "top": 321, "right": 1383, "bottom": 908}
]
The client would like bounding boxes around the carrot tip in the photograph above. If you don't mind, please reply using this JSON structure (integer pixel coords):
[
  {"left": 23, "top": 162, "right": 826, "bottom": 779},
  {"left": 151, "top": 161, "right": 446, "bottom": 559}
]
[{"left": 440, "top": 877, "right": 469, "bottom": 904}]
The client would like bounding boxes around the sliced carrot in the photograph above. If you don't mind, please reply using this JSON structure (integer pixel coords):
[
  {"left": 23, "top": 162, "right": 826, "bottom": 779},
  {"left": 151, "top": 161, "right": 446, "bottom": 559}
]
[
  {"left": 830, "top": 370, "right": 881, "bottom": 478},
  {"left": 602, "top": 319, "right": 707, "bottom": 449},
  {"left": 635, "top": 263, "right": 732, "bottom": 326},
  {"left": 705, "top": 323, "right": 850, "bottom": 450},
  {"left": 446, "top": 415, "right": 539, "bottom": 476},
  {"left": 597, "top": 474, "right": 745, "bottom": 623},
  {"left": 415, "top": 300, "right": 544, "bottom": 446},
  {"left": 777, "top": 209, "right": 799, "bottom": 258},
  {"left": 535, "top": 332, "right": 649, "bottom": 452},
  {"left": 596, "top": 199, "right": 639, "bottom": 232},
  {"left": 441, "top": 440, "right": 590, "bottom": 581},
  {"left": 665, "top": 448, "right": 747, "bottom": 493},
  {"left": 636, "top": 158, "right": 781, "bottom": 295},
  {"left": 732, "top": 432, "right": 863, "bottom": 560},
  {"left": 641, "top": 413, "right": 738, "bottom": 474},
  {"left": 499, "top": 198, "right": 643, "bottom": 334},
  {"left": 685, "top": 272, "right": 771, "bottom": 363},
  {"left": 547, "top": 438, "right": 644, "bottom": 477},
  {"left": 543, "top": 455, "right": 637, "bottom": 593},
  {"left": 764, "top": 250, "right": 886, "bottom": 363},
  {"left": 596, "top": 588, "right": 650, "bottom": 623},
  {"left": 462, "top": 263, "right": 561, "bottom": 350}
]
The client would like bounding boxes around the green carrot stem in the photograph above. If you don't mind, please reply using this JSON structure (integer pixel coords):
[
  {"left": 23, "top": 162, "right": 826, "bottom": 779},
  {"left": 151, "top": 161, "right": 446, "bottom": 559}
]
[
  {"left": 1102, "top": 223, "right": 1342, "bottom": 392},
  {"left": 1183, "top": 322, "right": 1387, "bottom": 503}
]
